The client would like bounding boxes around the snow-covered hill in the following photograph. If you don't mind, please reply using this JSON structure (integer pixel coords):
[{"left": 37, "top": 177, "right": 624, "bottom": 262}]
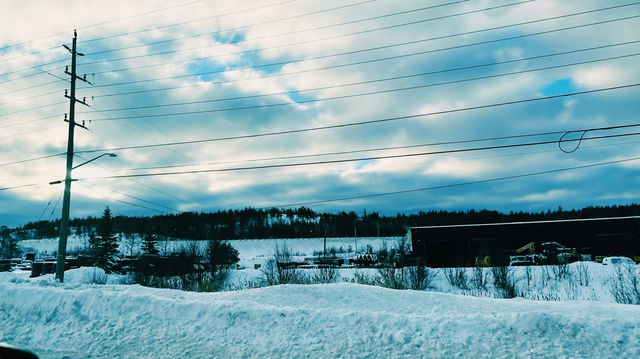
[{"left": 1, "top": 269, "right": 640, "bottom": 359}]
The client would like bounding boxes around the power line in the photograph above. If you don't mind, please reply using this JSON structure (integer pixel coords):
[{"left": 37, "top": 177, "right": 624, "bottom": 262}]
[
  {"left": 5, "top": 8, "right": 638, "bottom": 105},
  {"left": 5, "top": 83, "right": 639, "bottom": 169},
  {"left": 0, "top": 0, "right": 297, "bottom": 83},
  {"left": 82, "top": 44, "right": 640, "bottom": 114},
  {"left": 86, "top": 15, "right": 640, "bottom": 100},
  {"left": 0, "top": 125, "right": 63, "bottom": 140},
  {"left": 0, "top": 114, "right": 63, "bottom": 130},
  {"left": 84, "top": 0, "right": 464, "bottom": 57},
  {"left": 86, "top": 53, "right": 640, "bottom": 121},
  {"left": 48, "top": 190, "right": 64, "bottom": 221},
  {"left": 0, "top": 0, "right": 373, "bottom": 78},
  {"left": 82, "top": 0, "right": 298, "bottom": 45},
  {"left": 0, "top": 0, "right": 207, "bottom": 63},
  {"left": 79, "top": 13, "right": 640, "bottom": 94},
  {"left": 87, "top": 19, "right": 640, "bottom": 82},
  {"left": 113, "top": 123, "right": 640, "bottom": 172},
  {"left": 0, "top": 104, "right": 65, "bottom": 120},
  {"left": 73, "top": 153, "right": 181, "bottom": 213},
  {"left": 2, "top": 0, "right": 637, "bottom": 84},
  {"left": 0, "top": 182, "right": 44, "bottom": 191},
  {"left": 3, "top": 128, "right": 639, "bottom": 192},
  {"left": 267, "top": 156, "right": 640, "bottom": 208},
  {"left": 75, "top": 1, "right": 637, "bottom": 73},
  {"left": 106, "top": 189, "right": 180, "bottom": 213},
  {"left": 78, "top": 0, "right": 535, "bottom": 76},
  {"left": 74, "top": 82, "right": 640, "bottom": 154},
  {"left": 111, "top": 198, "right": 173, "bottom": 214},
  {"left": 2, "top": 78, "right": 66, "bottom": 95},
  {"left": 77, "top": 131, "right": 640, "bottom": 180}
]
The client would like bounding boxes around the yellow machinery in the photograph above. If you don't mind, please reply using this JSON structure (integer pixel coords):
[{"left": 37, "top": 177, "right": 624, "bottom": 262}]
[{"left": 516, "top": 242, "right": 535, "bottom": 255}]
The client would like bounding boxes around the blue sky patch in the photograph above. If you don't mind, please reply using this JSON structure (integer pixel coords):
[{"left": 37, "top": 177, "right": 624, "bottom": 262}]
[
  {"left": 540, "top": 78, "right": 577, "bottom": 96},
  {"left": 187, "top": 61, "right": 227, "bottom": 82},
  {"left": 288, "top": 90, "right": 306, "bottom": 104}
]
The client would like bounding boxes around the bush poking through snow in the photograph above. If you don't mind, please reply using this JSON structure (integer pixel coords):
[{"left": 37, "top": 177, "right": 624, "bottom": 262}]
[
  {"left": 134, "top": 272, "right": 231, "bottom": 292},
  {"left": 551, "top": 264, "right": 572, "bottom": 281},
  {"left": 470, "top": 266, "right": 489, "bottom": 290},
  {"left": 312, "top": 266, "right": 340, "bottom": 284},
  {"left": 377, "top": 267, "right": 407, "bottom": 290},
  {"left": 575, "top": 262, "right": 591, "bottom": 287},
  {"left": 609, "top": 265, "right": 640, "bottom": 305},
  {"left": 443, "top": 267, "right": 468, "bottom": 290},
  {"left": 260, "top": 244, "right": 306, "bottom": 285},
  {"left": 82, "top": 268, "right": 107, "bottom": 285},
  {"left": 407, "top": 266, "right": 438, "bottom": 290},
  {"left": 352, "top": 270, "right": 378, "bottom": 286},
  {"left": 492, "top": 266, "right": 518, "bottom": 299}
]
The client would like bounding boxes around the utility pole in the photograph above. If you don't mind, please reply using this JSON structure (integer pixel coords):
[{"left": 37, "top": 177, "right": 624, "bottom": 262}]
[
  {"left": 56, "top": 30, "right": 90, "bottom": 282},
  {"left": 354, "top": 221, "right": 357, "bottom": 254}
]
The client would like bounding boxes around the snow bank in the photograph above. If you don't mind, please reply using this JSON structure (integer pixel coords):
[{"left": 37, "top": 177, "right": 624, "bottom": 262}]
[{"left": 1, "top": 270, "right": 640, "bottom": 358}]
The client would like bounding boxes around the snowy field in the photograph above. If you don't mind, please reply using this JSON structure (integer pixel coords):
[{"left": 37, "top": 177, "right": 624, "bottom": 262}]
[
  {"left": 17, "top": 235, "right": 401, "bottom": 259},
  {"left": 1, "top": 268, "right": 640, "bottom": 359}
]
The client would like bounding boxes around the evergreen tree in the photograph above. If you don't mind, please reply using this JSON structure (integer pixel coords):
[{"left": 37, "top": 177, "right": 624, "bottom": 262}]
[
  {"left": 141, "top": 232, "right": 159, "bottom": 256},
  {"left": 0, "top": 225, "right": 20, "bottom": 259},
  {"left": 206, "top": 238, "right": 239, "bottom": 273},
  {"left": 88, "top": 231, "right": 99, "bottom": 255},
  {"left": 96, "top": 207, "right": 120, "bottom": 272}
]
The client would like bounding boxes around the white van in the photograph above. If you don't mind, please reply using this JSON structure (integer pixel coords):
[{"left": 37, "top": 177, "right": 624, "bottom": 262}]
[{"left": 602, "top": 256, "right": 635, "bottom": 266}]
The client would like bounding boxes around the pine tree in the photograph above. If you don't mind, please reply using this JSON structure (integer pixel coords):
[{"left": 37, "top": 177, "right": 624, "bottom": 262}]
[
  {"left": 88, "top": 231, "right": 99, "bottom": 255},
  {"left": 96, "top": 207, "right": 120, "bottom": 272},
  {"left": 141, "top": 232, "right": 159, "bottom": 256},
  {"left": 206, "top": 238, "right": 239, "bottom": 273},
  {"left": 0, "top": 225, "right": 20, "bottom": 259}
]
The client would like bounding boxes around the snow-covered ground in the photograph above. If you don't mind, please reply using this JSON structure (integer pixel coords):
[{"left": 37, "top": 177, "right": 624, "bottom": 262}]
[
  {"left": 17, "top": 235, "right": 401, "bottom": 259},
  {"left": 2, "top": 268, "right": 640, "bottom": 359}
]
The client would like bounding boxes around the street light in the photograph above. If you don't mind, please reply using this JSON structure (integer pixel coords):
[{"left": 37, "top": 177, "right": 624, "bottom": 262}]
[
  {"left": 52, "top": 152, "right": 116, "bottom": 282},
  {"left": 72, "top": 152, "right": 117, "bottom": 170},
  {"left": 49, "top": 153, "right": 117, "bottom": 185}
]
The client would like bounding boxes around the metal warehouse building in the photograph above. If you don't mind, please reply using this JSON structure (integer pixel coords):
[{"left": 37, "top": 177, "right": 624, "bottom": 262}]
[{"left": 410, "top": 216, "right": 640, "bottom": 267}]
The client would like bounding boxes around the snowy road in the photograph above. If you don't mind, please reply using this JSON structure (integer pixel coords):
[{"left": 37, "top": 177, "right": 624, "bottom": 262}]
[{"left": 2, "top": 272, "right": 640, "bottom": 358}]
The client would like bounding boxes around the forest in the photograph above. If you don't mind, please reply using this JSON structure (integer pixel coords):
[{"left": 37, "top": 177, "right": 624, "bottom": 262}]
[{"left": 8, "top": 204, "right": 640, "bottom": 241}]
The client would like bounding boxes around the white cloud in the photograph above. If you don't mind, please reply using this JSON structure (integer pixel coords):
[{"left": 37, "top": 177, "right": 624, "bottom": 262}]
[{"left": 1, "top": 0, "right": 639, "bottom": 225}]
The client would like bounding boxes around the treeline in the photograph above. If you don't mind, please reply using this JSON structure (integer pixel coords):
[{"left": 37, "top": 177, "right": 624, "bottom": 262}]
[{"left": 11, "top": 204, "right": 640, "bottom": 240}]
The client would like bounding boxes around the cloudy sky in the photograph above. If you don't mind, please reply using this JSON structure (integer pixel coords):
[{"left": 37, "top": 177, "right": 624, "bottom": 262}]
[{"left": 1, "top": 0, "right": 639, "bottom": 226}]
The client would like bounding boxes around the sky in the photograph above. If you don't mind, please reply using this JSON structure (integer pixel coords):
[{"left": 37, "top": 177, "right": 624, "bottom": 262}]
[{"left": 1, "top": 0, "right": 639, "bottom": 227}]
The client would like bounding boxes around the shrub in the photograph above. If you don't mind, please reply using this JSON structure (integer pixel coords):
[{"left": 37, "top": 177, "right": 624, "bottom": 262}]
[
  {"left": 311, "top": 266, "right": 340, "bottom": 284},
  {"left": 609, "top": 265, "right": 640, "bottom": 305},
  {"left": 407, "top": 266, "right": 438, "bottom": 290},
  {"left": 82, "top": 268, "right": 107, "bottom": 285},
  {"left": 470, "top": 266, "right": 488, "bottom": 290},
  {"left": 575, "top": 262, "right": 591, "bottom": 287},
  {"left": 260, "top": 244, "right": 306, "bottom": 285},
  {"left": 443, "top": 267, "right": 468, "bottom": 289},
  {"left": 492, "top": 266, "right": 518, "bottom": 299},
  {"left": 551, "top": 264, "right": 572, "bottom": 281},
  {"left": 377, "top": 267, "right": 407, "bottom": 290}
]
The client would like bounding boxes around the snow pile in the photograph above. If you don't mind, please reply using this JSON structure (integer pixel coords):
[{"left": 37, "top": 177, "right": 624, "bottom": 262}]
[{"left": 2, "top": 269, "right": 640, "bottom": 358}]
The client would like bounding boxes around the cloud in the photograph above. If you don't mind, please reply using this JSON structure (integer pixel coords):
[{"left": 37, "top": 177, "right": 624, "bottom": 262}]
[{"left": 1, "top": 0, "right": 639, "bottom": 226}]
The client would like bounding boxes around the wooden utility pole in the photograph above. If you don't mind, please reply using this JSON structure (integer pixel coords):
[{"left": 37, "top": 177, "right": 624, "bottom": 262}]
[{"left": 56, "top": 30, "right": 90, "bottom": 282}]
